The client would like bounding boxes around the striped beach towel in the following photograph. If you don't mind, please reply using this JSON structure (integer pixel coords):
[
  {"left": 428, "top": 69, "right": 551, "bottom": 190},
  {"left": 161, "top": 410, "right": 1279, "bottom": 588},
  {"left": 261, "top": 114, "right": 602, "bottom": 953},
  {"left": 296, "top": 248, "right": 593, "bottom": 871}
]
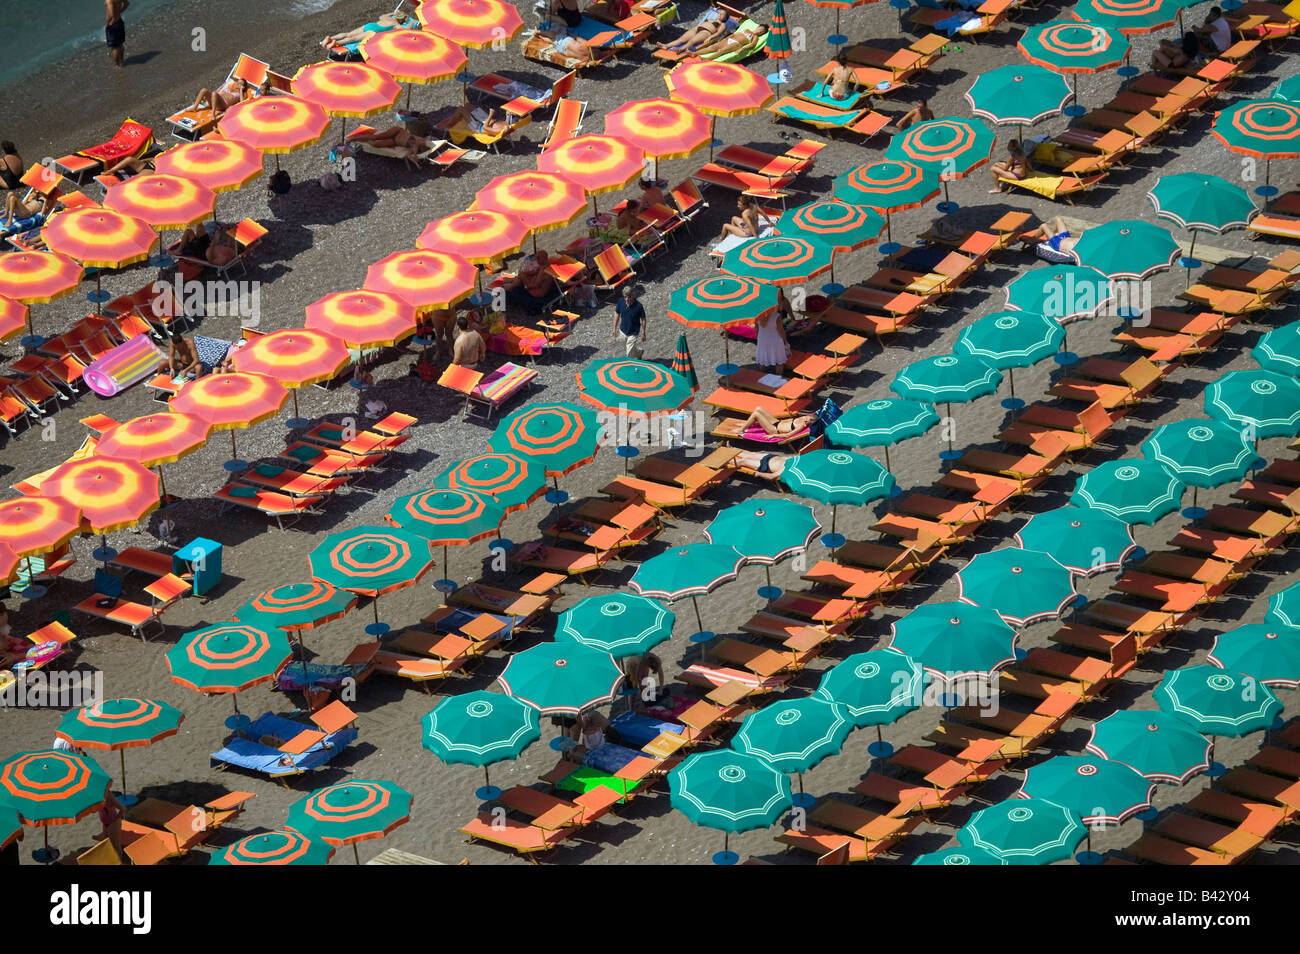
[
  {"left": 475, "top": 362, "right": 536, "bottom": 404},
  {"left": 82, "top": 334, "right": 165, "bottom": 397}
]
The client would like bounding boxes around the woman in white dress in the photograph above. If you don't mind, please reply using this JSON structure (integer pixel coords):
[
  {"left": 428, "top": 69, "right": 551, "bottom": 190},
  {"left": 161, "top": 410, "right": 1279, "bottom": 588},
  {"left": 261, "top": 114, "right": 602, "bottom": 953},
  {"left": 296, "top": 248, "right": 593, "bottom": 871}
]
[{"left": 755, "top": 310, "right": 790, "bottom": 373}]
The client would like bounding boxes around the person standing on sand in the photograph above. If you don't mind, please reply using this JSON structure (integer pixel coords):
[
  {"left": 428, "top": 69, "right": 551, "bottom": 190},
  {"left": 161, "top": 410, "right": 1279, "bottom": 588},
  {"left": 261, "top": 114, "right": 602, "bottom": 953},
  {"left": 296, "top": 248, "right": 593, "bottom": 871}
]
[
  {"left": 451, "top": 315, "right": 486, "bottom": 369},
  {"left": 106, "top": 0, "right": 130, "bottom": 67}
]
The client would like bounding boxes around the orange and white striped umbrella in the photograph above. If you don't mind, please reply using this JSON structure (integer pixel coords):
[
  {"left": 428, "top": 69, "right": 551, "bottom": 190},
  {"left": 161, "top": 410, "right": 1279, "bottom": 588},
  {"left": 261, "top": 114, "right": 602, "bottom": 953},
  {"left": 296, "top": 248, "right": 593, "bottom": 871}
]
[
  {"left": 417, "top": 0, "right": 524, "bottom": 48},
  {"left": 472, "top": 171, "right": 586, "bottom": 234},
  {"left": 305, "top": 289, "right": 418, "bottom": 348},
  {"left": 0, "top": 251, "right": 82, "bottom": 304},
  {"left": 97, "top": 412, "right": 212, "bottom": 468},
  {"left": 605, "top": 98, "right": 711, "bottom": 160},
  {"left": 361, "top": 28, "right": 467, "bottom": 83},
  {"left": 44, "top": 457, "right": 160, "bottom": 535},
  {"left": 364, "top": 250, "right": 477, "bottom": 312},
  {"left": 171, "top": 372, "right": 289, "bottom": 431},
  {"left": 0, "top": 496, "right": 81, "bottom": 559},
  {"left": 0, "top": 296, "right": 27, "bottom": 343},
  {"left": 154, "top": 139, "right": 264, "bottom": 193},
  {"left": 231, "top": 328, "right": 351, "bottom": 388},
  {"left": 219, "top": 95, "right": 331, "bottom": 154},
  {"left": 42, "top": 208, "right": 157, "bottom": 270},
  {"left": 417, "top": 210, "right": 530, "bottom": 264},
  {"left": 293, "top": 61, "right": 401, "bottom": 118},
  {"left": 665, "top": 62, "right": 773, "bottom": 118},
  {"left": 538, "top": 135, "right": 645, "bottom": 196},
  {"left": 103, "top": 173, "right": 216, "bottom": 231}
]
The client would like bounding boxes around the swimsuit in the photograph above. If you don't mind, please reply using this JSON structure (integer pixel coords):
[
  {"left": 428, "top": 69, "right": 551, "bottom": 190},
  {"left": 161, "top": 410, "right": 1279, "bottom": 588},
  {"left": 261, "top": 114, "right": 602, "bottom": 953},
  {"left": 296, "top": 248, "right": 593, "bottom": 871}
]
[
  {"left": 106, "top": 18, "right": 126, "bottom": 49},
  {"left": 1046, "top": 230, "right": 1071, "bottom": 252},
  {"left": 0, "top": 165, "right": 20, "bottom": 190},
  {"left": 757, "top": 454, "right": 775, "bottom": 474},
  {"left": 558, "top": 5, "right": 583, "bottom": 27}
]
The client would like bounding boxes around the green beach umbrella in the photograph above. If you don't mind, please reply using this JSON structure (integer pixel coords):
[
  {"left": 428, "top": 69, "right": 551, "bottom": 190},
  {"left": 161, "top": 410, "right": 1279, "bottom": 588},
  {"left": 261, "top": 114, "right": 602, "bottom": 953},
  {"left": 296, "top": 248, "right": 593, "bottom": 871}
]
[
  {"left": 55, "top": 698, "right": 184, "bottom": 798},
  {"left": 1087, "top": 710, "right": 1212, "bottom": 784},
  {"left": 1071, "top": 0, "right": 1179, "bottom": 34},
  {"left": 1252, "top": 321, "right": 1300, "bottom": 376},
  {"left": 1212, "top": 99, "right": 1300, "bottom": 196},
  {"left": 1070, "top": 219, "right": 1180, "bottom": 279},
  {"left": 958, "top": 797, "right": 1084, "bottom": 865},
  {"left": 1070, "top": 459, "right": 1185, "bottom": 525},
  {"left": 1005, "top": 264, "right": 1112, "bottom": 321},
  {"left": 669, "top": 748, "right": 792, "bottom": 862},
  {"left": 892, "top": 354, "right": 1002, "bottom": 457},
  {"left": 884, "top": 117, "right": 995, "bottom": 209},
  {"left": 776, "top": 200, "right": 885, "bottom": 253},
  {"left": 235, "top": 580, "right": 357, "bottom": 631},
  {"left": 957, "top": 547, "right": 1078, "bottom": 628},
  {"left": 781, "top": 448, "right": 895, "bottom": 537},
  {"left": 889, "top": 601, "right": 1018, "bottom": 682},
  {"left": 672, "top": 332, "right": 699, "bottom": 392},
  {"left": 1208, "top": 623, "right": 1300, "bottom": 689},
  {"left": 1020, "top": 756, "right": 1155, "bottom": 826},
  {"left": 556, "top": 592, "right": 676, "bottom": 657},
  {"left": 965, "top": 64, "right": 1073, "bottom": 129},
  {"left": 1018, "top": 21, "right": 1130, "bottom": 74},
  {"left": 630, "top": 543, "right": 745, "bottom": 634},
  {"left": 1155, "top": 665, "right": 1283, "bottom": 737},
  {"left": 166, "top": 621, "right": 292, "bottom": 709},
  {"left": 913, "top": 845, "right": 1005, "bottom": 865},
  {"left": 497, "top": 641, "right": 624, "bottom": 716},
  {"left": 733, "top": 698, "right": 853, "bottom": 802},
  {"left": 818, "top": 650, "right": 924, "bottom": 727},
  {"left": 577, "top": 357, "right": 695, "bottom": 418},
  {"left": 705, "top": 498, "right": 819, "bottom": 565},
  {"left": 668, "top": 275, "right": 777, "bottom": 330},
  {"left": 309, "top": 525, "right": 436, "bottom": 634},
  {"left": 489, "top": 401, "right": 604, "bottom": 479},
  {"left": 1147, "top": 173, "right": 1257, "bottom": 238},
  {"left": 767, "top": 0, "right": 792, "bottom": 60},
  {"left": 1204, "top": 368, "right": 1300, "bottom": 439},
  {"left": 0, "top": 804, "right": 21, "bottom": 850},
  {"left": 211, "top": 829, "right": 335, "bottom": 865},
  {"left": 1141, "top": 419, "right": 1255, "bottom": 516},
  {"left": 1014, "top": 505, "right": 1136, "bottom": 576},
  {"left": 433, "top": 451, "right": 546, "bottom": 513},
  {"left": 956, "top": 309, "right": 1063, "bottom": 403},
  {"left": 387, "top": 488, "right": 504, "bottom": 583},
  {"left": 833, "top": 159, "right": 939, "bottom": 249},
  {"left": 825, "top": 398, "right": 939, "bottom": 471},
  {"left": 422, "top": 690, "right": 540, "bottom": 796},
  {"left": 1268, "top": 580, "right": 1300, "bottom": 628},
  {"left": 720, "top": 235, "right": 835, "bottom": 287},
  {"left": 286, "top": 780, "right": 412, "bottom": 863},
  {"left": 1275, "top": 75, "right": 1300, "bottom": 104},
  {"left": 0, "top": 749, "right": 111, "bottom": 862}
]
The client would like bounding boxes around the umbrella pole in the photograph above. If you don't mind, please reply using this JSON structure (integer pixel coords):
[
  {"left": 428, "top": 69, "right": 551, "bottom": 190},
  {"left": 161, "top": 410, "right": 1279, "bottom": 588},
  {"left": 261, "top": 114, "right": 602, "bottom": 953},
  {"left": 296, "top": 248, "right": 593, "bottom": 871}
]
[
  {"left": 691, "top": 595, "right": 704, "bottom": 633},
  {"left": 120, "top": 749, "right": 128, "bottom": 795},
  {"left": 373, "top": 599, "right": 381, "bottom": 627},
  {"left": 831, "top": 504, "right": 838, "bottom": 536},
  {"left": 157, "top": 466, "right": 168, "bottom": 503},
  {"left": 443, "top": 544, "right": 449, "bottom": 580},
  {"left": 876, "top": 725, "right": 884, "bottom": 748},
  {"left": 484, "top": 765, "right": 492, "bottom": 790},
  {"left": 764, "top": 565, "right": 772, "bottom": 591},
  {"left": 884, "top": 444, "right": 892, "bottom": 473},
  {"left": 230, "top": 429, "right": 238, "bottom": 464},
  {"left": 405, "top": 83, "right": 412, "bottom": 113},
  {"left": 945, "top": 402, "right": 955, "bottom": 456},
  {"left": 354, "top": 843, "right": 360, "bottom": 865},
  {"left": 292, "top": 389, "right": 302, "bottom": 423},
  {"left": 709, "top": 117, "right": 716, "bottom": 161},
  {"left": 95, "top": 273, "right": 104, "bottom": 315},
  {"left": 1008, "top": 366, "right": 1016, "bottom": 400},
  {"left": 1072, "top": 74, "right": 1079, "bottom": 113}
]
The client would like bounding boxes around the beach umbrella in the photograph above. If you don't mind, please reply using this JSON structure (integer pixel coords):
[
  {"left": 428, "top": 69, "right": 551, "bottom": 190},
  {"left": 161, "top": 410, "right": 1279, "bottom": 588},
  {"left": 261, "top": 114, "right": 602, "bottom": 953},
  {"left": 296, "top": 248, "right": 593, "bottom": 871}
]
[
  {"left": 363, "top": 249, "right": 476, "bottom": 313},
  {"left": 965, "top": 64, "right": 1073, "bottom": 131},
  {"left": 1005, "top": 264, "right": 1113, "bottom": 321},
  {"left": 1019, "top": 21, "right": 1130, "bottom": 73},
  {"left": 0, "top": 296, "right": 28, "bottom": 342},
  {"left": 305, "top": 288, "right": 418, "bottom": 348},
  {"left": 1212, "top": 99, "right": 1300, "bottom": 198},
  {"left": 557, "top": 592, "right": 676, "bottom": 657},
  {"left": 733, "top": 697, "right": 853, "bottom": 803},
  {"left": 236, "top": 580, "right": 358, "bottom": 631},
  {"left": 154, "top": 138, "right": 263, "bottom": 195},
  {"left": 309, "top": 526, "right": 435, "bottom": 634},
  {"left": 1208, "top": 623, "right": 1300, "bottom": 689},
  {"left": 1274, "top": 74, "right": 1300, "bottom": 104},
  {"left": 1013, "top": 505, "right": 1136, "bottom": 576},
  {"left": 44, "top": 456, "right": 160, "bottom": 560},
  {"left": 387, "top": 488, "right": 503, "bottom": 584},
  {"left": 605, "top": 98, "right": 712, "bottom": 163},
  {"left": 212, "top": 829, "right": 335, "bottom": 865},
  {"left": 472, "top": 170, "right": 586, "bottom": 237},
  {"left": 1070, "top": 219, "right": 1179, "bottom": 280},
  {"left": 668, "top": 275, "right": 777, "bottom": 369},
  {"left": 720, "top": 235, "right": 835, "bottom": 286},
  {"left": 361, "top": 28, "right": 466, "bottom": 110},
  {"left": 957, "top": 547, "right": 1078, "bottom": 628},
  {"left": 498, "top": 641, "right": 624, "bottom": 716},
  {"left": 286, "top": 780, "right": 412, "bottom": 863},
  {"left": 489, "top": 402, "right": 604, "bottom": 480},
  {"left": 1147, "top": 172, "right": 1257, "bottom": 242},
  {"left": 292, "top": 62, "right": 401, "bottom": 143},
  {"left": 1268, "top": 581, "right": 1300, "bottom": 628},
  {"left": 576, "top": 357, "right": 695, "bottom": 418},
  {"left": 1204, "top": 368, "right": 1300, "bottom": 440},
  {"left": 170, "top": 371, "right": 289, "bottom": 470},
  {"left": 892, "top": 353, "right": 1002, "bottom": 457},
  {"left": 825, "top": 398, "right": 938, "bottom": 472},
  {"left": 665, "top": 61, "right": 772, "bottom": 156},
  {"left": 889, "top": 601, "right": 1018, "bottom": 683},
  {"left": 630, "top": 543, "right": 745, "bottom": 637},
  {"left": 914, "top": 846, "right": 1006, "bottom": 865},
  {"left": 1087, "top": 710, "right": 1212, "bottom": 784},
  {"left": 767, "top": 0, "right": 793, "bottom": 59},
  {"left": 1252, "top": 321, "right": 1300, "bottom": 376},
  {"left": 42, "top": 207, "right": 156, "bottom": 272},
  {"left": 0, "top": 805, "right": 21, "bottom": 851},
  {"left": 1155, "top": 665, "right": 1283, "bottom": 737},
  {"left": 218, "top": 95, "right": 331, "bottom": 170},
  {"left": 416, "top": 0, "right": 523, "bottom": 47},
  {"left": 102, "top": 172, "right": 215, "bottom": 251},
  {"left": 781, "top": 449, "right": 895, "bottom": 538},
  {"left": 96, "top": 411, "right": 211, "bottom": 500},
  {"left": 0, "top": 749, "right": 111, "bottom": 863},
  {"left": 669, "top": 749, "right": 793, "bottom": 864},
  {"left": 418, "top": 209, "right": 530, "bottom": 264},
  {"left": 229, "top": 328, "right": 350, "bottom": 425},
  {"left": 885, "top": 117, "right": 994, "bottom": 211},
  {"left": 0, "top": 251, "right": 81, "bottom": 304},
  {"left": 1071, "top": 0, "right": 1178, "bottom": 33},
  {"left": 956, "top": 309, "right": 1064, "bottom": 405},
  {"left": 538, "top": 134, "right": 644, "bottom": 205},
  {"left": 55, "top": 698, "right": 184, "bottom": 799},
  {"left": 0, "top": 495, "right": 82, "bottom": 559},
  {"left": 833, "top": 159, "right": 938, "bottom": 250},
  {"left": 1020, "top": 756, "right": 1155, "bottom": 826},
  {"left": 167, "top": 621, "right": 292, "bottom": 695},
  {"left": 422, "top": 690, "right": 540, "bottom": 798},
  {"left": 1070, "top": 459, "right": 1185, "bottom": 524},
  {"left": 432, "top": 451, "right": 545, "bottom": 514},
  {"left": 672, "top": 333, "right": 699, "bottom": 393},
  {"left": 817, "top": 650, "right": 924, "bottom": 743},
  {"left": 1141, "top": 419, "right": 1255, "bottom": 516},
  {"left": 776, "top": 200, "right": 885, "bottom": 253},
  {"left": 960, "top": 798, "right": 1084, "bottom": 865},
  {"left": 705, "top": 499, "right": 819, "bottom": 565}
]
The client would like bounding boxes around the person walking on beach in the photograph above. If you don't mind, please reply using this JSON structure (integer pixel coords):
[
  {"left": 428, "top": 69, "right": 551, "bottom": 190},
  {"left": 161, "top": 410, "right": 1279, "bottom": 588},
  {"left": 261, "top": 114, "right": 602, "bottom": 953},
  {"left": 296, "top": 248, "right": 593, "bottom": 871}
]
[
  {"left": 612, "top": 284, "right": 646, "bottom": 358},
  {"left": 106, "top": 0, "right": 130, "bottom": 67}
]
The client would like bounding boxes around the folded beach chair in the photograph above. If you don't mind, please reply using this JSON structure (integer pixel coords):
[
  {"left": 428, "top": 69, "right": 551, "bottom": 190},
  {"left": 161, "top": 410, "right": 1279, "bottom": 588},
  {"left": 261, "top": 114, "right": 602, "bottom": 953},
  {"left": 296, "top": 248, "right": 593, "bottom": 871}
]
[{"left": 437, "top": 361, "right": 537, "bottom": 421}]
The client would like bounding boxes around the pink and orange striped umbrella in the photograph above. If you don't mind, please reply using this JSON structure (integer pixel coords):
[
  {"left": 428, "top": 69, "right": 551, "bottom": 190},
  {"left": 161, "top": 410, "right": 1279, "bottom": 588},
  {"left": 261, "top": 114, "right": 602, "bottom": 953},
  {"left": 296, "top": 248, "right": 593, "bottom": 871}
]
[
  {"left": 361, "top": 28, "right": 467, "bottom": 84},
  {"left": 605, "top": 98, "right": 711, "bottom": 160},
  {"left": 416, "top": 0, "right": 524, "bottom": 48},
  {"left": 538, "top": 134, "right": 645, "bottom": 197},
  {"left": 219, "top": 95, "right": 331, "bottom": 154},
  {"left": 364, "top": 249, "right": 477, "bottom": 312},
  {"left": 0, "top": 296, "right": 29, "bottom": 343},
  {"left": 665, "top": 62, "right": 773, "bottom": 118},
  {"left": 0, "top": 496, "right": 82, "bottom": 559},
  {"left": 154, "top": 139, "right": 264, "bottom": 193},
  {"left": 44, "top": 457, "right": 160, "bottom": 534},
  {"left": 417, "top": 210, "right": 530, "bottom": 264},
  {"left": 103, "top": 173, "right": 216, "bottom": 231},
  {"left": 0, "top": 251, "right": 82, "bottom": 304},
  {"left": 172, "top": 372, "right": 289, "bottom": 430},
  {"left": 97, "top": 412, "right": 213, "bottom": 468},
  {"left": 231, "top": 328, "right": 351, "bottom": 388},
  {"left": 293, "top": 61, "right": 401, "bottom": 118},
  {"left": 41, "top": 208, "right": 157, "bottom": 270},
  {"left": 0, "top": 544, "right": 19, "bottom": 586},
  {"left": 305, "top": 289, "right": 418, "bottom": 348},
  {"left": 472, "top": 171, "right": 586, "bottom": 234}
]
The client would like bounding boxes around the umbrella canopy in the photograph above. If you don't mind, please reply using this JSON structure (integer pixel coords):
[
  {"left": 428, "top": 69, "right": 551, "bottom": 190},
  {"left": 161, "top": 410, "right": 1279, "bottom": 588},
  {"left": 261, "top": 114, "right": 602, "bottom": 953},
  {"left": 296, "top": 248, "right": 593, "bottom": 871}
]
[
  {"left": 889, "top": 601, "right": 1018, "bottom": 682},
  {"left": 884, "top": 117, "right": 995, "bottom": 179},
  {"left": 537, "top": 134, "right": 644, "bottom": 196},
  {"left": 1013, "top": 505, "right": 1136, "bottom": 576},
  {"left": 0, "top": 251, "right": 81, "bottom": 304},
  {"left": 668, "top": 275, "right": 778, "bottom": 329},
  {"left": 308, "top": 526, "right": 435, "bottom": 598},
  {"left": 0, "top": 544, "right": 20, "bottom": 586},
  {"left": 719, "top": 235, "right": 834, "bottom": 286},
  {"left": 1268, "top": 581, "right": 1300, "bottom": 628},
  {"left": 1155, "top": 665, "right": 1283, "bottom": 737},
  {"left": 489, "top": 402, "right": 604, "bottom": 478},
  {"left": 387, "top": 488, "right": 504, "bottom": 545},
  {"left": 103, "top": 173, "right": 215, "bottom": 231},
  {"left": 605, "top": 98, "right": 712, "bottom": 160},
  {"left": 1212, "top": 99, "right": 1300, "bottom": 159},
  {"left": 212, "top": 829, "right": 335, "bottom": 865},
  {"left": 418, "top": 210, "right": 530, "bottom": 263},
  {"left": 576, "top": 357, "right": 695, "bottom": 417},
  {"left": 1140, "top": 418, "right": 1255, "bottom": 488},
  {"left": 97, "top": 412, "right": 211, "bottom": 467},
  {"left": 817, "top": 650, "right": 924, "bottom": 728},
  {"left": 498, "top": 641, "right": 624, "bottom": 715},
  {"left": 665, "top": 61, "right": 773, "bottom": 117},
  {"left": 959, "top": 798, "right": 1084, "bottom": 865},
  {"left": 1208, "top": 623, "right": 1300, "bottom": 689},
  {"left": 957, "top": 547, "right": 1078, "bottom": 628},
  {"left": 360, "top": 28, "right": 467, "bottom": 83},
  {"left": 733, "top": 697, "right": 853, "bottom": 773},
  {"left": 1204, "top": 368, "right": 1300, "bottom": 439},
  {"left": 0, "top": 750, "right": 111, "bottom": 826},
  {"left": 891, "top": 353, "right": 1003, "bottom": 404},
  {"left": 363, "top": 249, "right": 476, "bottom": 313},
  {"left": 0, "top": 496, "right": 81, "bottom": 558},
  {"left": 1087, "top": 710, "right": 1212, "bottom": 784},
  {"left": 704, "top": 499, "right": 819, "bottom": 564},
  {"left": 235, "top": 581, "right": 357, "bottom": 631},
  {"left": 956, "top": 310, "right": 1064, "bottom": 369},
  {"left": 630, "top": 544, "right": 746, "bottom": 600},
  {"left": 556, "top": 593, "right": 676, "bottom": 657},
  {"left": 672, "top": 333, "right": 698, "bottom": 392},
  {"left": 166, "top": 621, "right": 292, "bottom": 693},
  {"left": 833, "top": 159, "right": 939, "bottom": 211},
  {"left": 826, "top": 398, "right": 938, "bottom": 448},
  {"left": 230, "top": 328, "right": 350, "bottom": 388},
  {"left": 0, "top": 805, "right": 21, "bottom": 850},
  {"left": 914, "top": 846, "right": 1006, "bottom": 865},
  {"left": 154, "top": 138, "right": 264, "bottom": 193},
  {"left": 293, "top": 61, "right": 400, "bottom": 117},
  {"left": 422, "top": 690, "right": 540, "bottom": 766},
  {"left": 171, "top": 372, "right": 289, "bottom": 430},
  {"left": 432, "top": 451, "right": 545, "bottom": 513},
  {"left": 1018, "top": 20, "right": 1129, "bottom": 72},
  {"left": 1253, "top": 321, "right": 1300, "bottom": 375},
  {"left": 781, "top": 449, "right": 895, "bottom": 505},
  {"left": 286, "top": 780, "right": 412, "bottom": 845},
  {"left": 42, "top": 208, "right": 157, "bottom": 270},
  {"left": 0, "top": 296, "right": 28, "bottom": 342},
  {"left": 416, "top": 0, "right": 524, "bottom": 47},
  {"left": 1274, "top": 74, "right": 1300, "bottom": 104},
  {"left": 55, "top": 698, "right": 183, "bottom": 750},
  {"left": 1020, "top": 756, "right": 1155, "bottom": 826},
  {"left": 473, "top": 170, "right": 586, "bottom": 234},
  {"left": 1070, "top": 459, "right": 1185, "bottom": 524},
  {"left": 775, "top": 200, "right": 885, "bottom": 252},
  {"left": 965, "top": 64, "right": 1073, "bottom": 127},
  {"left": 669, "top": 749, "right": 793, "bottom": 833},
  {"left": 767, "top": 0, "right": 792, "bottom": 59},
  {"left": 1147, "top": 172, "right": 1257, "bottom": 233},
  {"left": 1070, "top": 219, "right": 1180, "bottom": 279},
  {"left": 44, "top": 457, "right": 159, "bottom": 534},
  {"left": 1071, "top": 0, "right": 1178, "bottom": 33},
  {"left": 1005, "top": 264, "right": 1112, "bottom": 320},
  {"left": 218, "top": 95, "right": 331, "bottom": 154},
  {"left": 304, "top": 289, "right": 418, "bottom": 348}
]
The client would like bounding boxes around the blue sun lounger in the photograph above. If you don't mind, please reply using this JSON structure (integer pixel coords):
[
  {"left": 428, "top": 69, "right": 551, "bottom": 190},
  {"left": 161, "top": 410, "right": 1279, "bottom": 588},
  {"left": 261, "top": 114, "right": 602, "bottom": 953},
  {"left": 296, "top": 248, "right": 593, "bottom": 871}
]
[{"left": 210, "top": 711, "right": 358, "bottom": 783}]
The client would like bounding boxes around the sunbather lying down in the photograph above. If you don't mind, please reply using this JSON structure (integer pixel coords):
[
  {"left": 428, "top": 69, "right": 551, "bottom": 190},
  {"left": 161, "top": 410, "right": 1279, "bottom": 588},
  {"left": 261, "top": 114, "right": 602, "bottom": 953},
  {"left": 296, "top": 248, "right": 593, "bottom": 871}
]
[
  {"left": 1019, "top": 216, "right": 1080, "bottom": 260},
  {"left": 741, "top": 407, "right": 819, "bottom": 437},
  {"left": 176, "top": 223, "right": 237, "bottom": 267},
  {"left": 320, "top": 12, "right": 416, "bottom": 48},
  {"left": 657, "top": 6, "right": 740, "bottom": 51},
  {"left": 531, "top": 29, "right": 599, "bottom": 65},
  {"left": 734, "top": 449, "right": 792, "bottom": 479},
  {"left": 189, "top": 77, "right": 264, "bottom": 118},
  {"left": 3, "top": 189, "right": 56, "bottom": 226}
]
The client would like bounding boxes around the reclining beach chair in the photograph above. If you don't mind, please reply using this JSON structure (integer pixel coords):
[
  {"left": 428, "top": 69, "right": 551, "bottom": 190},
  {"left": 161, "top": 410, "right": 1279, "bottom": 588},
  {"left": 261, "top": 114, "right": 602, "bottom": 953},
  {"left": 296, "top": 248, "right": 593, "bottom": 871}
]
[
  {"left": 540, "top": 98, "right": 588, "bottom": 151},
  {"left": 210, "top": 709, "right": 358, "bottom": 785},
  {"left": 437, "top": 361, "right": 537, "bottom": 421},
  {"left": 51, "top": 119, "right": 154, "bottom": 184},
  {"left": 470, "top": 70, "right": 577, "bottom": 118},
  {"left": 165, "top": 55, "right": 291, "bottom": 140}
]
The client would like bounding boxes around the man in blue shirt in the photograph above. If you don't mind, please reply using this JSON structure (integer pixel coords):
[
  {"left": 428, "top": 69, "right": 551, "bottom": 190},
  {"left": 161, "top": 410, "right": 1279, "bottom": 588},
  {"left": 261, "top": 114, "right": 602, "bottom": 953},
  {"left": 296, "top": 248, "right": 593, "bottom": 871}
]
[{"left": 612, "top": 284, "right": 647, "bottom": 358}]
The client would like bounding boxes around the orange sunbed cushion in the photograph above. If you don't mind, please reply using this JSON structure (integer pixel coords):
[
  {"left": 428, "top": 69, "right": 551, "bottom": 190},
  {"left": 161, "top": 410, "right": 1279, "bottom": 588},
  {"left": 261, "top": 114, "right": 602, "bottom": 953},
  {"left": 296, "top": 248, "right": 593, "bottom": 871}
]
[
  {"left": 310, "top": 700, "right": 357, "bottom": 735},
  {"left": 78, "top": 120, "right": 153, "bottom": 165},
  {"left": 438, "top": 363, "right": 484, "bottom": 394}
]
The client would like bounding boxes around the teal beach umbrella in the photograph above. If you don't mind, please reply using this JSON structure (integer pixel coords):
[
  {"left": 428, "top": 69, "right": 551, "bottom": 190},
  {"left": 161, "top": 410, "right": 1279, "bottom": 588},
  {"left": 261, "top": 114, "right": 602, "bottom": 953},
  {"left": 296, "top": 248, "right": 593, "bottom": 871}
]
[
  {"left": 965, "top": 64, "right": 1073, "bottom": 128},
  {"left": 959, "top": 797, "right": 1084, "bottom": 865},
  {"left": 1014, "top": 505, "right": 1136, "bottom": 575},
  {"left": 1087, "top": 710, "right": 1212, "bottom": 784},
  {"left": 956, "top": 309, "right": 1064, "bottom": 402},
  {"left": 914, "top": 845, "right": 1005, "bottom": 865},
  {"left": 1141, "top": 418, "right": 1255, "bottom": 487},
  {"left": 781, "top": 449, "right": 895, "bottom": 536},
  {"left": 668, "top": 748, "right": 792, "bottom": 862},
  {"left": 1204, "top": 369, "right": 1300, "bottom": 440},
  {"left": 1070, "top": 459, "right": 1185, "bottom": 525},
  {"left": 212, "top": 829, "right": 335, "bottom": 865},
  {"left": 1070, "top": 219, "right": 1180, "bottom": 280},
  {"left": 286, "top": 780, "right": 412, "bottom": 863},
  {"left": 705, "top": 498, "right": 820, "bottom": 564},
  {"left": 817, "top": 648, "right": 923, "bottom": 755},
  {"left": 1020, "top": 756, "right": 1155, "bottom": 826},
  {"left": 733, "top": 696, "right": 853, "bottom": 780},
  {"left": 629, "top": 543, "right": 745, "bottom": 635},
  {"left": 1268, "top": 580, "right": 1300, "bottom": 628},
  {"left": 892, "top": 354, "right": 1003, "bottom": 457},
  {"left": 556, "top": 592, "right": 676, "bottom": 657},
  {"left": 889, "top": 601, "right": 1018, "bottom": 682},
  {"left": 1252, "top": 321, "right": 1300, "bottom": 376},
  {"left": 1208, "top": 623, "right": 1300, "bottom": 689},
  {"left": 825, "top": 398, "right": 938, "bottom": 471},
  {"left": 957, "top": 547, "right": 1078, "bottom": 627},
  {"left": 1155, "top": 665, "right": 1283, "bottom": 737},
  {"left": 1005, "top": 264, "right": 1112, "bottom": 321},
  {"left": 497, "top": 641, "right": 624, "bottom": 716},
  {"left": 489, "top": 401, "right": 604, "bottom": 479},
  {"left": 422, "top": 690, "right": 540, "bottom": 796}
]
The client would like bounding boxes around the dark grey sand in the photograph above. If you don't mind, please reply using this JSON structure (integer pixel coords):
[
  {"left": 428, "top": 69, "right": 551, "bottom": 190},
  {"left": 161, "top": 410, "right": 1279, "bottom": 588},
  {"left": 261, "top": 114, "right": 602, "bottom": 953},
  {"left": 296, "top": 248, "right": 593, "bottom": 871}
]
[{"left": 2, "top": 0, "right": 1299, "bottom": 865}]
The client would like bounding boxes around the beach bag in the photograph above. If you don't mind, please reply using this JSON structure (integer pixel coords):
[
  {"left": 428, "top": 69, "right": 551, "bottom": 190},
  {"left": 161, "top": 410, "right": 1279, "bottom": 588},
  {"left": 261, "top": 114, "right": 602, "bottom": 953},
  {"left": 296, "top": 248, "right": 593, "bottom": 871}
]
[
  {"left": 809, "top": 398, "right": 843, "bottom": 439},
  {"left": 268, "top": 170, "right": 291, "bottom": 195},
  {"left": 319, "top": 172, "right": 343, "bottom": 191}
]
